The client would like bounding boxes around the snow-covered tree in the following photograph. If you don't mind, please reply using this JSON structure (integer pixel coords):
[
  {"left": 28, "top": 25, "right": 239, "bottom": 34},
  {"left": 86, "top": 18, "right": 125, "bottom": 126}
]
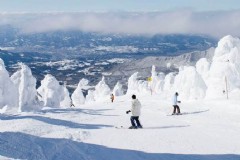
[
  {"left": 86, "top": 90, "right": 95, "bottom": 103},
  {"left": 163, "top": 72, "right": 175, "bottom": 92},
  {"left": 127, "top": 72, "right": 139, "bottom": 95},
  {"left": 155, "top": 72, "right": 165, "bottom": 93},
  {"left": 60, "top": 85, "right": 71, "bottom": 108},
  {"left": 37, "top": 74, "right": 65, "bottom": 108},
  {"left": 93, "top": 77, "right": 110, "bottom": 101},
  {"left": 173, "top": 66, "right": 207, "bottom": 100},
  {"left": 206, "top": 35, "right": 240, "bottom": 98},
  {"left": 0, "top": 58, "right": 18, "bottom": 112},
  {"left": 196, "top": 58, "right": 210, "bottom": 82},
  {"left": 149, "top": 65, "right": 159, "bottom": 94},
  {"left": 11, "top": 63, "right": 42, "bottom": 112},
  {"left": 127, "top": 72, "right": 149, "bottom": 95},
  {"left": 71, "top": 79, "right": 88, "bottom": 107},
  {"left": 113, "top": 82, "right": 124, "bottom": 96}
]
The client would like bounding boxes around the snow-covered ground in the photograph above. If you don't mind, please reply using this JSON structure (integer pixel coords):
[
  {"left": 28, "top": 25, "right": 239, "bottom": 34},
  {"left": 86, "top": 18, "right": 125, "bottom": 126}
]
[
  {"left": 1, "top": 35, "right": 240, "bottom": 159},
  {"left": 0, "top": 94, "right": 239, "bottom": 160}
]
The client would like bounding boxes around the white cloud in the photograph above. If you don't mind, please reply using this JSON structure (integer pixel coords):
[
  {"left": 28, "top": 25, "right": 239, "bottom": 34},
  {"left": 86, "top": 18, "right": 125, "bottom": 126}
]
[{"left": 0, "top": 10, "right": 240, "bottom": 38}]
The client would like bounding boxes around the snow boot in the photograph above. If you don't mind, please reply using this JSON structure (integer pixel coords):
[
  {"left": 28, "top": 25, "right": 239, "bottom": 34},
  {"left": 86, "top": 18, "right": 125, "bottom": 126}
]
[{"left": 129, "top": 126, "right": 137, "bottom": 129}]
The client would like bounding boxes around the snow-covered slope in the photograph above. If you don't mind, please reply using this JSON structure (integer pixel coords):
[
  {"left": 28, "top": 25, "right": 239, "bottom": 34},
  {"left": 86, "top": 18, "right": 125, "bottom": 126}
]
[
  {"left": 110, "top": 47, "right": 215, "bottom": 78},
  {"left": 0, "top": 94, "right": 239, "bottom": 160},
  {"left": 0, "top": 35, "right": 240, "bottom": 159}
]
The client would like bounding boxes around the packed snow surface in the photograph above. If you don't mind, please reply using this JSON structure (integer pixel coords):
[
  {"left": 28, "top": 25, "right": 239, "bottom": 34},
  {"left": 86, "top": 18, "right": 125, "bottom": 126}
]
[{"left": 0, "top": 94, "right": 240, "bottom": 160}]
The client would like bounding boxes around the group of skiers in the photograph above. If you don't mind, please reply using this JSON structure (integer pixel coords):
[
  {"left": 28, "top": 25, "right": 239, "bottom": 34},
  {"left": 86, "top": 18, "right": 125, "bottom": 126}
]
[{"left": 111, "top": 92, "right": 181, "bottom": 129}]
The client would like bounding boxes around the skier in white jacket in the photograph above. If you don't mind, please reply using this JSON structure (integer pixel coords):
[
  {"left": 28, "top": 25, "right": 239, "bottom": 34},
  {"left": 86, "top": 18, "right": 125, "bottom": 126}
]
[
  {"left": 126, "top": 95, "right": 143, "bottom": 129},
  {"left": 172, "top": 92, "right": 181, "bottom": 115}
]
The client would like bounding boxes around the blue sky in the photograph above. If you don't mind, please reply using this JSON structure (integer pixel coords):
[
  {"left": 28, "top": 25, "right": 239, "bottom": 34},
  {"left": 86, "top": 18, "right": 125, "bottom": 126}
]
[{"left": 0, "top": 0, "right": 240, "bottom": 12}]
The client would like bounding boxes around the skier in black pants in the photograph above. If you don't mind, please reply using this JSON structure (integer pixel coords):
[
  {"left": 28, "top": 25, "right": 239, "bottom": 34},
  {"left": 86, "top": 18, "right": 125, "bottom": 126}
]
[
  {"left": 172, "top": 92, "right": 181, "bottom": 115},
  {"left": 126, "top": 95, "right": 143, "bottom": 129}
]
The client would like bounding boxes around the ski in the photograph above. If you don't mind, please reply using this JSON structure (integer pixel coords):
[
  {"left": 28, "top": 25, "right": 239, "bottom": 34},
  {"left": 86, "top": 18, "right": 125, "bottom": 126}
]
[
  {"left": 115, "top": 126, "right": 143, "bottom": 129},
  {"left": 167, "top": 113, "right": 183, "bottom": 116}
]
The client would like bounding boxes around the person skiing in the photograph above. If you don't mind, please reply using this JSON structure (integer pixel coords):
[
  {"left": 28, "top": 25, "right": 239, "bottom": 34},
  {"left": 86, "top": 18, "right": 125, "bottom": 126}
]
[
  {"left": 172, "top": 92, "right": 181, "bottom": 115},
  {"left": 70, "top": 97, "right": 75, "bottom": 107},
  {"left": 110, "top": 94, "right": 114, "bottom": 103},
  {"left": 126, "top": 94, "right": 143, "bottom": 129}
]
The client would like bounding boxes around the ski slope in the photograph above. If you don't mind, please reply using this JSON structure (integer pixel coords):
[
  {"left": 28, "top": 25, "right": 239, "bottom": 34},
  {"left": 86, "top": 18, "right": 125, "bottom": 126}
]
[{"left": 0, "top": 94, "right": 239, "bottom": 160}]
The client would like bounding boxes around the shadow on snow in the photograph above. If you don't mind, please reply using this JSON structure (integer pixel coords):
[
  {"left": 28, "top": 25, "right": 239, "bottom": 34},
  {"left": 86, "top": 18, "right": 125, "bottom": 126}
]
[
  {"left": 0, "top": 132, "right": 239, "bottom": 160},
  {"left": 41, "top": 108, "right": 118, "bottom": 117},
  {"left": 0, "top": 114, "right": 112, "bottom": 129},
  {"left": 181, "top": 109, "right": 210, "bottom": 115},
  {"left": 145, "top": 125, "right": 190, "bottom": 129}
]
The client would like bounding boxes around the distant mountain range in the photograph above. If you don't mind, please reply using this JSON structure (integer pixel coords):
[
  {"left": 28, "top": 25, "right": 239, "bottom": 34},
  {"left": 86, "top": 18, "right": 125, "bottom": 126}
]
[
  {"left": 0, "top": 25, "right": 216, "bottom": 57},
  {"left": 0, "top": 26, "right": 217, "bottom": 92}
]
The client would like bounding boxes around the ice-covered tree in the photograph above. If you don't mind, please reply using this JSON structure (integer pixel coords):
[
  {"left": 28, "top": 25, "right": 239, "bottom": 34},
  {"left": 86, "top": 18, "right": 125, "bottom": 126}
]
[
  {"left": 206, "top": 35, "right": 240, "bottom": 98},
  {"left": 85, "top": 90, "right": 95, "bottom": 103},
  {"left": 113, "top": 82, "right": 124, "bottom": 96},
  {"left": 173, "top": 66, "right": 207, "bottom": 100},
  {"left": 163, "top": 72, "right": 175, "bottom": 92},
  {"left": 37, "top": 74, "right": 65, "bottom": 108},
  {"left": 127, "top": 72, "right": 139, "bottom": 95},
  {"left": 60, "top": 85, "right": 71, "bottom": 108},
  {"left": 155, "top": 72, "right": 165, "bottom": 93},
  {"left": 149, "top": 65, "right": 160, "bottom": 94},
  {"left": 196, "top": 58, "right": 210, "bottom": 82},
  {"left": 11, "top": 63, "right": 42, "bottom": 112},
  {"left": 0, "top": 58, "right": 18, "bottom": 112},
  {"left": 93, "top": 77, "right": 110, "bottom": 101},
  {"left": 127, "top": 72, "right": 149, "bottom": 95},
  {"left": 71, "top": 79, "right": 88, "bottom": 106}
]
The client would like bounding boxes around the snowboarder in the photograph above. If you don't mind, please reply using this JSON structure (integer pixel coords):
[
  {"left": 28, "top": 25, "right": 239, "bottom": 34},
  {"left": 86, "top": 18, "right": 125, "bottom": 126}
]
[
  {"left": 172, "top": 92, "right": 181, "bottom": 115},
  {"left": 110, "top": 94, "right": 114, "bottom": 103},
  {"left": 126, "top": 94, "right": 143, "bottom": 129}
]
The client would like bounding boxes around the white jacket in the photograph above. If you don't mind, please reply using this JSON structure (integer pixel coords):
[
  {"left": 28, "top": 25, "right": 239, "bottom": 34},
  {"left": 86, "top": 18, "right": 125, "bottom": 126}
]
[
  {"left": 131, "top": 99, "right": 142, "bottom": 116},
  {"left": 172, "top": 94, "right": 178, "bottom": 105}
]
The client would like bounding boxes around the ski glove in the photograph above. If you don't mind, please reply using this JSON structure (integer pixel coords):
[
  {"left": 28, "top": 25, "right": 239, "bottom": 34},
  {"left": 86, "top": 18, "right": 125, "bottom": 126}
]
[{"left": 126, "top": 110, "right": 131, "bottom": 114}]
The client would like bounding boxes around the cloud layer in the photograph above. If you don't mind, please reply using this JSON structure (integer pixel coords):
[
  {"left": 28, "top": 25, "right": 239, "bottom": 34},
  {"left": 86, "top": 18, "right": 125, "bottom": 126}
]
[{"left": 0, "top": 10, "right": 240, "bottom": 38}]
